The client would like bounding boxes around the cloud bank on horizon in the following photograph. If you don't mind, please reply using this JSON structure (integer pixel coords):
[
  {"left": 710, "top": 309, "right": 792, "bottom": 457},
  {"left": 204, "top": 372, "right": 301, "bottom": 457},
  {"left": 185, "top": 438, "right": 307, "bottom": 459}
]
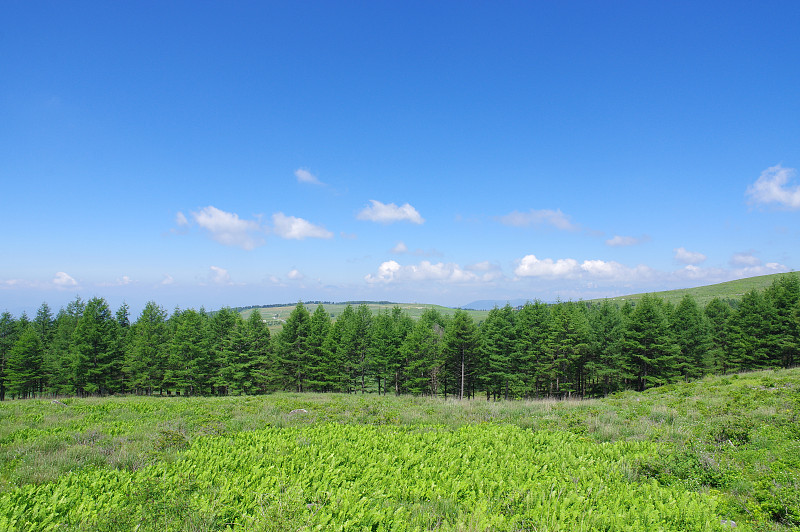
[{"left": 1, "top": 2, "right": 798, "bottom": 315}]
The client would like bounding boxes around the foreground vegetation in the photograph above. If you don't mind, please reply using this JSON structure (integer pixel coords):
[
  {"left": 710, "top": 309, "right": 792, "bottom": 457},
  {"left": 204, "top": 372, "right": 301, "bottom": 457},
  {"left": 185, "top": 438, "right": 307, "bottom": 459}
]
[{"left": 1, "top": 367, "right": 799, "bottom": 530}]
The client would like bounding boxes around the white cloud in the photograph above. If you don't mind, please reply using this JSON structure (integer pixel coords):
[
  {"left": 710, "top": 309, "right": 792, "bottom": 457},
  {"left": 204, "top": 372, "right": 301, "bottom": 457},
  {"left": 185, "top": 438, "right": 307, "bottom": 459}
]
[
  {"left": 606, "top": 235, "right": 648, "bottom": 247},
  {"left": 161, "top": 274, "right": 175, "bottom": 285},
  {"left": 295, "top": 168, "right": 323, "bottom": 185},
  {"left": 365, "top": 260, "right": 478, "bottom": 284},
  {"left": 357, "top": 200, "right": 424, "bottom": 224},
  {"left": 287, "top": 269, "right": 304, "bottom": 280},
  {"left": 513, "top": 255, "right": 650, "bottom": 282},
  {"left": 192, "top": 206, "right": 263, "bottom": 250},
  {"left": 53, "top": 271, "right": 77, "bottom": 287},
  {"left": 499, "top": 209, "right": 579, "bottom": 231},
  {"left": 514, "top": 255, "right": 581, "bottom": 278},
  {"left": 746, "top": 164, "right": 800, "bottom": 210},
  {"left": 209, "top": 266, "right": 231, "bottom": 285},
  {"left": 391, "top": 241, "right": 409, "bottom": 254},
  {"left": 674, "top": 247, "right": 707, "bottom": 265},
  {"left": 730, "top": 252, "right": 761, "bottom": 267},
  {"left": 176, "top": 211, "right": 189, "bottom": 226},
  {"left": 272, "top": 212, "right": 333, "bottom": 240}
]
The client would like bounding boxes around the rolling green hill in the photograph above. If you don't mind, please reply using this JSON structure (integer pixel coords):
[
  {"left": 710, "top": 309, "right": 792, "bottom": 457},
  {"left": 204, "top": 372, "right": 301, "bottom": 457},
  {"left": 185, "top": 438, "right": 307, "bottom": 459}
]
[{"left": 588, "top": 271, "right": 799, "bottom": 307}]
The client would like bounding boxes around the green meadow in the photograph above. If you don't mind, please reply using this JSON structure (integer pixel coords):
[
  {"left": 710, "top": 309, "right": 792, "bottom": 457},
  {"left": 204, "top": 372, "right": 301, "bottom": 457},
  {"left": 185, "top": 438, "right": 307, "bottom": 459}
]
[{"left": 2, "top": 367, "right": 799, "bottom": 530}]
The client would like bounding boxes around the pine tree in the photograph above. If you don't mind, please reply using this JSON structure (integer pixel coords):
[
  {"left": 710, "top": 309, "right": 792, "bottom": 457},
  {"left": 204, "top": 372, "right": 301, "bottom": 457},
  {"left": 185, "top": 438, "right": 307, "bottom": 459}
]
[
  {"left": 548, "top": 302, "right": 593, "bottom": 397},
  {"left": 277, "top": 302, "right": 311, "bottom": 392},
  {"left": 167, "top": 308, "right": 210, "bottom": 395},
  {"left": 671, "top": 295, "right": 708, "bottom": 380},
  {"left": 71, "top": 297, "right": 115, "bottom": 396},
  {"left": 764, "top": 274, "right": 800, "bottom": 368},
  {"left": 0, "top": 312, "right": 18, "bottom": 401},
  {"left": 728, "top": 289, "right": 772, "bottom": 371},
  {"left": 243, "top": 309, "right": 272, "bottom": 394},
  {"left": 368, "top": 310, "right": 394, "bottom": 395},
  {"left": 6, "top": 325, "right": 44, "bottom": 399},
  {"left": 621, "top": 295, "right": 679, "bottom": 391},
  {"left": 44, "top": 297, "right": 84, "bottom": 395},
  {"left": 126, "top": 301, "right": 168, "bottom": 395},
  {"left": 704, "top": 298, "right": 732, "bottom": 374},
  {"left": 208, "top": 308, "right": 242, "bottom": 395},
  {"left": 479, "top": 305, "right": 517, "bottom": 399},
  {"left": 588, "top": 301, "right": 626, "bottom": 395},
  {"left": 441, "top": 309, "right": 478, "bottom": 400},
  {"left": 400, "top": 318, "right": 441, "bottom": 396},
  {"left": 514, "top": 301, "right": 552, "bottom": 398}
]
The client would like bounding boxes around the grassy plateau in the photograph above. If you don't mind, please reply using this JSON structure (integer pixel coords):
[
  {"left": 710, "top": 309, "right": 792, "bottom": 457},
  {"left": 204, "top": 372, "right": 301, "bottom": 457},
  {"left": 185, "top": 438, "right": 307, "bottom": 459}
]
[{"left": 1, "top": 368, "right": 799, "bottom": 531}]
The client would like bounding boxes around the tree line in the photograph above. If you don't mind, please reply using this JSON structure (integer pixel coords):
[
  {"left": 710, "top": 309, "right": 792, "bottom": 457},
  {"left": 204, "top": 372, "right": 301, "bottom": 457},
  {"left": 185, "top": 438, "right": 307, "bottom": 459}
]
[{"left": 1, "top": 275, "right": 798, "bottom": 401}]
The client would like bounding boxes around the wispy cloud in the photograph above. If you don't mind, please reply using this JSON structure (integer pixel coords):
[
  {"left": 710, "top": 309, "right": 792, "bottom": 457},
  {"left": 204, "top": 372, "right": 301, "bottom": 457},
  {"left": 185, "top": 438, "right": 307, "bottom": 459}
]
[
  {"left": 606, "top": 235, "right": 649, "bottom": 247},
  {"left": 357, "top": 200, "right": 424, "bottom": 224},
  {"left": 390, "top": 240, "right": 442, "bottom": 257},
  {"left": 272, "top": 212, "right": 333, "bottom": 240},
  {"left": 391, "top": 241, "right": 409, "bottom": 254},
  {"left": 209, "top": 266, "right": 231, "bottom": 285},
  {"left": 53, "top": 271, "right": 77, "bottom": 287},
  {"left": 730, "top": 251, "right": 761, "bottom": 267},
  {"left": 287, "top": 268, "right": 304, "bottom": 280},
  {"left": 499, "top": 209, "right": 579, "bottom": 231},
  {"left": 295, "top": 168, "right": 324, "bottom": 185},
  {"left": 191, "top": 206, "right": 263, "bottom": 250},
  {"left": 466, "top": 261, "right": 505, "bottom": 282},
  {"left": 746, "top": 164, "right": 800, "bottom": 210},
  {"left": 674, "top": 247, "right": 707, "bottom": 265},
  {"left": 98, "top": 275, "right": 133, "bottom": 287}
]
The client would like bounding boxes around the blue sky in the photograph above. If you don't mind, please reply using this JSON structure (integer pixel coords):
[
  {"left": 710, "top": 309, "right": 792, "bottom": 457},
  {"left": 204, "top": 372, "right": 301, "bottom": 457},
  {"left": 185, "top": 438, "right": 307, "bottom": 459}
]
[{"left": 2, "top": 1, "right": 799, "bottom": 317}]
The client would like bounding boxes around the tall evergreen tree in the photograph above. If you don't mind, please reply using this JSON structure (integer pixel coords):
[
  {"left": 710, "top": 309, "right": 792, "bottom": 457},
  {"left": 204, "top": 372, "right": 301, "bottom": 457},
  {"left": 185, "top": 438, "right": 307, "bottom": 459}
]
[
  {"left": 0, "top": 312, "right": 20, "bottom": 401},
  {"left": 442, "top": 309, "right": 478, "bottom": 400},
  {"left": 621, "top": 295, "right": 678, "bottom": 391},
  {"left": 548, "top": 302, "right": 593, "bottom": 397},
  {"left": 589, "top": 301, "right": 626, "bottom": 395},
  {"left": 479, "top": 305, "right": 516, "bottom": 400},
  {"left": 514, "top": 301, "right": 553, "bottom": 398},
  {"left": 764, "top": 274, "right": 800, "bottom": 368},
  {"left": 71, "top": 297, "right": 115, "bottom": 396},
  {"left": 208, "top": 308, "right": 241, "bottom": 394},
  {"left": 277, "top": 302, "right": 311, "bottom": 392},
  {"left": 44, "top": 297, "right": 84, "bottom": 395},
  {"left": 167, "top": 308, "right": 211, "bottom": 395},
  {"left": 243, "top": 309, "right": 272, "bottom": 394},
  {"left": 728, "top": 289, "right": 772, "bottom": 371},
  {"left": 6, "top": 325, "right": 44, "bottom": 399},
  {"left": 704, "top": 298, "right": 733, "bottom": 374},
  {"left": 126, "top": 301, "right": 168, "bottom": 395},
  {"left": 671, "top": 295, "right": 708, "bottom": 380},
  {"left": 400, "top": 317, "right": 442, "bottom": 396}
]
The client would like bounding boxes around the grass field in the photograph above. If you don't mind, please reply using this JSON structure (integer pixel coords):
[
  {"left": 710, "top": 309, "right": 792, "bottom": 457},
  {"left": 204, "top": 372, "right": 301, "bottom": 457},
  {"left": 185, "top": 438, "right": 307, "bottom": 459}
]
[
  {"left": 588, "top": 271, "right": 800, "bottom": 307},
  {"left": 1, "top": 368, "right": 799, "bottom": 530}
]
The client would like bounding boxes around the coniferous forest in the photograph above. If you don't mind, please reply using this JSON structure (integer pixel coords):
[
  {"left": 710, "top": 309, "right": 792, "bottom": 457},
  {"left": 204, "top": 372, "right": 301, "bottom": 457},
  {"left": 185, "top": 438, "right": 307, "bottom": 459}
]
[{"left": 1, "top": 275, "right": 798, "bottom": 402}]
